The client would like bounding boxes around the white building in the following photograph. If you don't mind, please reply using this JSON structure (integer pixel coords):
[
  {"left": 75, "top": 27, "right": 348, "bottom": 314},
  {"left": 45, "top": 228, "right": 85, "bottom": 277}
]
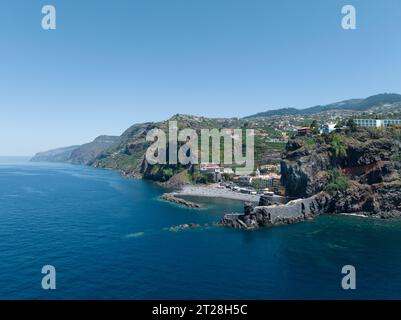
[
  {"left": 320, "top": 122, "right": 337, "bottom": 134},
  {"left": 223, "top": 168, "right": 234, "bottom": 174},
  {"left": 354, "top": 119, "right": 401, "bottom": 128},
  {"left": 383, "top": 119, "right": 401, "bottom": 126},
  {"left": 199, "top": 162, "right": 223, "bottom": 173}
]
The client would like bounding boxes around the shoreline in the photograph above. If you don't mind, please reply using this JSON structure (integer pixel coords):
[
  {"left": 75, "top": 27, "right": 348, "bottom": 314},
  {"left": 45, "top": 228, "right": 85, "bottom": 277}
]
[{"left": 172, "top": 184, "right": 261, "bottom": 203}]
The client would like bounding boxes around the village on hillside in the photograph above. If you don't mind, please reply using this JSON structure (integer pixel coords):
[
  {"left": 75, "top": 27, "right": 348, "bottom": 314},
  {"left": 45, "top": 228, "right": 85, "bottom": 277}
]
[{"left": 193, "top": 117, "right": 401, "bottom": 198}]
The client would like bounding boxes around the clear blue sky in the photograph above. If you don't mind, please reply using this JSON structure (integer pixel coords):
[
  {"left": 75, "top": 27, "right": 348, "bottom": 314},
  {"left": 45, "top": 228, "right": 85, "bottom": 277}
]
[{"left": 1, "top": 0, "right": 401, "bottom": 155}]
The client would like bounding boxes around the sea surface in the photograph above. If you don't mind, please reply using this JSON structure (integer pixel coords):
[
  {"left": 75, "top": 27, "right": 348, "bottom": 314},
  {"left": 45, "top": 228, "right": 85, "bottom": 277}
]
[{"left": 1, "top": 158, "right": 401, "bottom": 299}]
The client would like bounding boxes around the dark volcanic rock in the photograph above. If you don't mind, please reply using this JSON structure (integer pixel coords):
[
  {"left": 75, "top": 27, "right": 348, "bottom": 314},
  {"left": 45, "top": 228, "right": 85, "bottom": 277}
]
[
  {"left": 281, "top": 148, "right": 331, "bottom": 198},
  {"left": 281, "top": 128, "right": 401, "bottom": 218},
  {"left": 222, "top": 128, "right": 401, "bottom": 230},
  {"left": 325, "top": 180, "right": 401, "bottom": 218},
  {"left": 169, "top": 222, "right": 203, "bottom": 232},
  {"left": 220, "top": 193, "right": 330, "bottom": 230},
  {"left": 244, "top": 202, "right": 254, "bottom": 215},
  {"left": 160, "top": 193, "right": 203, "bottom": 208},
  {"left": 258, "top": 195, "right": 273, "bottom": 206}
]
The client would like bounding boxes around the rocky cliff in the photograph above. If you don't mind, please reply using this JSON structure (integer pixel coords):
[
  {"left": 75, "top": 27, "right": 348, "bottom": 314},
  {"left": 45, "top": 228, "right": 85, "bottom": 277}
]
[
  {"left": 31, "top": 145, "right": 80, "bottom": 163},
  {"left": 31, "top": 135, "right": 118, "bottom": 165},
  {"left": 220, "top": 127, "right": 401, "bottom": 230},
  {"left": 280, "top": 127, "right": 401, "bottom": 217},
  {"left": 68, "top": 135, "right": 119, "bottom": 165}
]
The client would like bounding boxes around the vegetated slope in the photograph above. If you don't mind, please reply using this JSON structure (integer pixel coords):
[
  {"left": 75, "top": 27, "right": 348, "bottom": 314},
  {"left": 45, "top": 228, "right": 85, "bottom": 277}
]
[
  {"left": 93, "top": 114, "right": 285, "bottom": 181},
  {"left": 69, "top": 135, "right": 119, "bottom": 165}
]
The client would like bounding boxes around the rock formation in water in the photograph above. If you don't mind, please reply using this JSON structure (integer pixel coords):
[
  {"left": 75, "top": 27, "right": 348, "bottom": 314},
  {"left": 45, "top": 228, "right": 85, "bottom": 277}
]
[
  {"left": 160, "top": 193, "right": 204, "bottom": 208},
  {"left": 220, "top": 193, "right": 330, "bottom": 230}
]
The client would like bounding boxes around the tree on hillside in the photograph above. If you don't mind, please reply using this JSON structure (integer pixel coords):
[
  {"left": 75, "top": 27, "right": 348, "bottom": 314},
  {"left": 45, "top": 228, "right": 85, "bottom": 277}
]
[
  {"left": 310, "top": 120, "right": 320, "bottom": 135},
  {"left": 346, "top": 119, "right": 357, "bottom": 131},
  {"left": 330, "top": 134, "right": 347, "bottom": 158}
]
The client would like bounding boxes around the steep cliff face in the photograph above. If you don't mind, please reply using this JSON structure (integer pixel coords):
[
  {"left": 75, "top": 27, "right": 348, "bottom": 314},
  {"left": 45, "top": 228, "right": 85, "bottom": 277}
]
[
  {"left": 69, "top": 135, "right": 119, "bottom": 165},
  {"left": 31, "top": 145, "right": 79, "bottom": 163},
  {"left": 280, "top": 141, "right": 331, "bottom": 198},
  {"left": 280, "top": 128, "right": 401, "bottom": 217},
  {"left": 31, "top": 136, "right": 118, "bottom": 165},
  {"left": 92, "top": 123, "right": 154, "bottom": 176}
]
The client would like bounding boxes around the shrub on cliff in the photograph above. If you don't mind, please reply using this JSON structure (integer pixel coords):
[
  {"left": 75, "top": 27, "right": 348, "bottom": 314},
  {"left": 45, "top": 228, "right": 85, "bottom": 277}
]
[
  {"left": 328, "top": 134, "right": 348, "bottom": 158},
  {"left": 346, "top": 119, "right": 357, "bottom": 131},
  {"left": 192, "top": 172, "right": 213, "bottom": 184},
  {"left": 325, "top": 169, "right": 351, "bottom": 194},
  {"left": 305, "top": 137, "right": 316, "bottom": 148},
  {"left": 162, "top": 167, "right": 174, "bottom": 180}
]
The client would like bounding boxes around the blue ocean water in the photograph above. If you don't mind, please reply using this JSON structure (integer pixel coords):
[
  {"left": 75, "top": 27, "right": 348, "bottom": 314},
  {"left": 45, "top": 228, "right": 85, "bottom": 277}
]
[{"left": 0, "top": 158, "right": 401, "bottom": 299}]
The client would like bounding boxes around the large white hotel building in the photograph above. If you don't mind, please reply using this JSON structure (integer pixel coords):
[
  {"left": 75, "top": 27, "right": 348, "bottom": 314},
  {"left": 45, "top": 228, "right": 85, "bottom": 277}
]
[{"left": 354, "top": 119, "right": 401, "bottom": 128}]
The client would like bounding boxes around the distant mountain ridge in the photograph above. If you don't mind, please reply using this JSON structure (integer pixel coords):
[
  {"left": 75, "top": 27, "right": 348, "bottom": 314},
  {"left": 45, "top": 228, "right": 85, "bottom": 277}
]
[
  {"left": 244, "top": 93, "right": 401, "bottom": 119},
  {"left": 31, "top": 135, "right": 118, "bottom": 164}
]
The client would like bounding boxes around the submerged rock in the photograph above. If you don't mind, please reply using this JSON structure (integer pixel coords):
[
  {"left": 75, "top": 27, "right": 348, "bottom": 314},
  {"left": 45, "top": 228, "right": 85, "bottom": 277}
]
[{"left": 169, "top": 222, "right": 203, "bottom": 232}]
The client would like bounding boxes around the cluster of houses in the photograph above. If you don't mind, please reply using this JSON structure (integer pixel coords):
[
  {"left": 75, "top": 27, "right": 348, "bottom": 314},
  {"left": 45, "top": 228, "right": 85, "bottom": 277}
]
[
  {"left": 198, "top": 162, "right": 283, "bottom": 195},
  {"left": 297, "top": 122, "right": 337, "bottom": 136},
  {"left": 199, "top": 162, "right": 230, "bottom": 182},
  {"left": 234, "top": 169, "right": 280, "bottom": 187}
]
